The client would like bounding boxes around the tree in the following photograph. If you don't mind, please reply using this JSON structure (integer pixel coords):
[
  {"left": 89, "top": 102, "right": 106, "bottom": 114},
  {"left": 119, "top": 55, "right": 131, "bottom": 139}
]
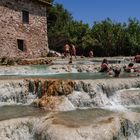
[
  {"left": 47, "top": 2, "right": 140, "bottom": 56},
  {"left": 126, "top": 18, "right": 140, "bottom": 55},
  {"left": 47, "top": 3, "right": 73, "bottom": 52},
  {"left": 92, "top": 18, "right": 128, "bottom": 56}
]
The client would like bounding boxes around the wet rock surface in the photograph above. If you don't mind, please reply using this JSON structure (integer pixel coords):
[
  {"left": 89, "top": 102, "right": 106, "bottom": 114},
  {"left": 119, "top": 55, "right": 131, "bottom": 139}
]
[
  {"left": 0, "top": 79, "right": 29, "bottom": 104},
  {"left": 27, "top": 78, "right": 140, "bottom": 110},
  {"left": 0, "top": 109, "right": 140, "bottom": 140},
  {"left": 31, "top": 79, "right": 75, "bottom": 110},
  {"left": 0, "top": 78, "right": 140, "bottom": 110},
  {"left": 0, "top": 69, "right": 140, "bottom": 140},
  {"left": 0, "top": 117, "right": 38, "bottom": 140}
]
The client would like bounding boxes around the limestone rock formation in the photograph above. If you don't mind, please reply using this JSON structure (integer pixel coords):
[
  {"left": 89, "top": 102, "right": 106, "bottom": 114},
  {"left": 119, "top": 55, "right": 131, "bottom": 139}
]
[
  {"left": 44, "top": 80, "right": 75, "bottom": 96},
  {"left": 34, "top": 96, "right": 75, "bottom": 111},
  {"left": 32, "top": 79, "right": 75, "bottom": 110},
  {"left": 33, "top": 111, "right": 140, "bottom": 140}
]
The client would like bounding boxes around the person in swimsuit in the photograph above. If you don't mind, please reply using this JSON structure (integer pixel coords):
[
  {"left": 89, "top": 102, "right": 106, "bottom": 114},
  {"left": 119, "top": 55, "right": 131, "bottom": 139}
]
[{"left": 99, "top": 59, "right": 109, "bottom": 72}]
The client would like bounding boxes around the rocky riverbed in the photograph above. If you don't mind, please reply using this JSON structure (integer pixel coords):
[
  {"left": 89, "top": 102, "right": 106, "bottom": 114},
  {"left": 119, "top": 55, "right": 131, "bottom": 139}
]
[
  {"left": 0, "top": 78, "right": 140, "bottom": 110},
  {"left": 0, "top": 108, "right": 140, "bottom": 140},
  {"left": 0, "top": 77, "right": 140, "bottom": 140},
  {"left": 0, "top": 57, "right": 140, "bottom": 140},
  {"left": 0, "top": 60, "right": 140, "bottom": 75}
]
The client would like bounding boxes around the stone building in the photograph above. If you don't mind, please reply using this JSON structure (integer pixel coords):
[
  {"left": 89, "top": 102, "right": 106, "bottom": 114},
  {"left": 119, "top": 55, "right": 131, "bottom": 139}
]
[{"left": 0, "top": 0, "right": 50, "bottom": 58}]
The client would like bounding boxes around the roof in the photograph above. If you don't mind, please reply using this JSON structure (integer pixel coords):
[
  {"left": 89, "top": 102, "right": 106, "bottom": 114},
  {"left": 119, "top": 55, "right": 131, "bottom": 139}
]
[{"left": 37, "top": 0, "right": 52, "bottom": 6}]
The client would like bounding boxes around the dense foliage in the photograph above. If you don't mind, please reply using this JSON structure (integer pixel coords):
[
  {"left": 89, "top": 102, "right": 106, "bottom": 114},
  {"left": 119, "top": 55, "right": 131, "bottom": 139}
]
[{"left": 47, "top": 3, "right": 140, "bottom": 56}]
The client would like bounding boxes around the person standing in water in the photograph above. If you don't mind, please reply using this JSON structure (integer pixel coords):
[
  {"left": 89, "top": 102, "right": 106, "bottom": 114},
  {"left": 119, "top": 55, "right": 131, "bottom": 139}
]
[
  {"left": 112, "top": 67, "right": 121, "bottom": 77},
  {"left": 70, "top": 44, "right": 77, "bottom": 59},
  {"left": 63, "top": 43, "right": 70, "bottom": 57}
]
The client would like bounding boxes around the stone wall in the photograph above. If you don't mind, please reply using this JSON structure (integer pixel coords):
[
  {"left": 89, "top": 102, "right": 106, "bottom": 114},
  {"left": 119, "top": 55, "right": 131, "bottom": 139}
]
[{"left": 0, "top": 0, "right": 49, "bottom": 58}]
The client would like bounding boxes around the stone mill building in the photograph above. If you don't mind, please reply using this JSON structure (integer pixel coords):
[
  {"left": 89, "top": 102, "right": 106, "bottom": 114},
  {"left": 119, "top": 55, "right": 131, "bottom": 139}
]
[{"left": 0, "top": 0, "right": 50, "bottom": 58}]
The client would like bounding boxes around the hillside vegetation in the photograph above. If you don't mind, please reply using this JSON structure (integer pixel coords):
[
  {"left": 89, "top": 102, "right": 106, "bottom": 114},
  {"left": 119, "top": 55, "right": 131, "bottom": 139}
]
[{"left": 47, "top": 2, "right": 140, "bottom": 56}]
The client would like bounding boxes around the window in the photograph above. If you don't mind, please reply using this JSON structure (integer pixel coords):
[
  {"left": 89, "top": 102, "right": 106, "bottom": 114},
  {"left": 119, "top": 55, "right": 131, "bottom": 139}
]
[
  {"left": 22, "top": 10, "right": 29, "bottom": 24},
  {"left": 17, "top": 39, "right": 24, "bottom": 51}
]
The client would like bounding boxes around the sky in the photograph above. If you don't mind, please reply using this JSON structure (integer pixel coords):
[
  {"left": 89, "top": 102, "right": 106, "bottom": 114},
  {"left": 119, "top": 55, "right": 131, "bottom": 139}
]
[{"left": 54, "top": 0, "right": 140, "bottom": 27}]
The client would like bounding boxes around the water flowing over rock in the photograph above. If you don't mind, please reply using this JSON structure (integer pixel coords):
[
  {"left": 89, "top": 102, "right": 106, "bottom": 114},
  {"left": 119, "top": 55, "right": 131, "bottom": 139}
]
[
  {"left": 113, "top": 113, "right": 140, "bottom": 140},
  {"left": 68, "top": 78, "right": 140, "bottom": 109},
  {"left": 28, "top": 79, "right": 75, "bottom": 97},
  {"left": 33, "top": 96, "right": 75, "bottom": 111},
  {"left": 0, "top": 117, "right": 36, "bottom": 140},
  {"left": 29, "top": 78, "right": 140, "bottom": 110},
  {"left": 32, "top": 79, "right": 75, "bottom": 111},
  {"left": 0, "top": 79, "right": 29, "bottom": 105},
  {"left": 0, "top": 110, "right": 140, "bottom": 140},
  {"left": 0, "top": 77, "right": 140, "bottom": 109},
  {"left": 0, "top": 77, "right": 140, "bottom": 139},
  {"left": 32, "top": 111, "right": 140, "bottom": 140},
  {"left": 0, "top": 110, "right": 139, "bottom": 140}
]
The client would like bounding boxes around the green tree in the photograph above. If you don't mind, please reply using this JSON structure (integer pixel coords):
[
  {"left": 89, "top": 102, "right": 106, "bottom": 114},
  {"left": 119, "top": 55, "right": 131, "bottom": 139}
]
[
  {"left": 126, "top": 18, "right": 140, "bottom": 55},
  {"left": 47, "top": 3, "right": 73, "bottom": 52},
  {"left": 91, "top": 18, "right": 128, "bottom": 56},
  {"left": 47, "top": 2, "right": 140, "bottom": 56}
]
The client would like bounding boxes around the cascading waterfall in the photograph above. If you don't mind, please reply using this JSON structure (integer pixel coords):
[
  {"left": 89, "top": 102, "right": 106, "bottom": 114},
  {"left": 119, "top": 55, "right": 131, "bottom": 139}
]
[
  {"left": 0, "top": 78, "right": 140, "bottom": 140},
  {"left": 68, "top": 79, "right": 140, "bottom": 110},
  {"left": 0, "top": 80, "right": 37, "bottom": 106},
  {"left": 113, "top": 118, "right": 140, "bottom": 140},
  {"left": 0, "top": 117, "right": 40, "bottom": 140},
  {"left": 0, "top": 78, "right": 140, "bottom": 109}
]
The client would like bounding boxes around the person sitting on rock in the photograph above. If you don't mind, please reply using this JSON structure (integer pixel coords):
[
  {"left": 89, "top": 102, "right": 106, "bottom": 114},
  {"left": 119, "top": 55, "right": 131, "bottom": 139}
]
[{"left": 99, "top": 59, "right": 109, "bottom": 72}]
